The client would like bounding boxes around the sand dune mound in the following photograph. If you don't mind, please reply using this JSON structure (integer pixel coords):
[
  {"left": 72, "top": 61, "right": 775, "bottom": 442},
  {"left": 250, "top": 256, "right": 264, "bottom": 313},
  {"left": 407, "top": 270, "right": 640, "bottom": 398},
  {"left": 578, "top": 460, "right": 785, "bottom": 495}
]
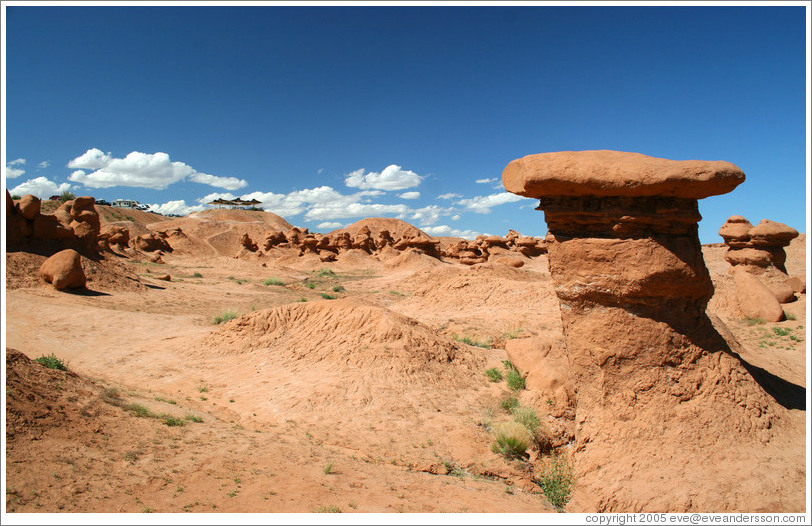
[
  {"left": 189, "top": 208, "right": 294, "bottom": 228},
  {"left": 94, "top": 205, "right": 165, "bottom": 226},
  {"left": 329, "top": 217, "right": 428, "bottom": 239},
  {"left": 195, "top": 298, "right": 491, "bottom": 423},
  {"left": 204, "top": 298, "right": 478, "bottom": 376},
  {"left": 403, "top": 264, "right": 552, "bottom": 311}
]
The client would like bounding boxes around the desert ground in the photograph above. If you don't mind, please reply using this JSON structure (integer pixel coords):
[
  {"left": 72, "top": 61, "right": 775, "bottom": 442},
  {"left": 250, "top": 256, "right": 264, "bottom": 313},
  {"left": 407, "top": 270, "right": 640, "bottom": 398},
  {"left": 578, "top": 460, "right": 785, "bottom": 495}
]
[{"left": 4, "top": 201, "right": 808, "bottom": 514}]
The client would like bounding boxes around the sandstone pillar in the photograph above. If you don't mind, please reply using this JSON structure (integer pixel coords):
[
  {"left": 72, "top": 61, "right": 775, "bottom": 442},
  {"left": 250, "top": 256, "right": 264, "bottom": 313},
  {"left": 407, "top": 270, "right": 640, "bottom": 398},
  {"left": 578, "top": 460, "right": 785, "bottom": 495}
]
[{"left": 503, "top": 150, "right": 778, "bottom": 510}]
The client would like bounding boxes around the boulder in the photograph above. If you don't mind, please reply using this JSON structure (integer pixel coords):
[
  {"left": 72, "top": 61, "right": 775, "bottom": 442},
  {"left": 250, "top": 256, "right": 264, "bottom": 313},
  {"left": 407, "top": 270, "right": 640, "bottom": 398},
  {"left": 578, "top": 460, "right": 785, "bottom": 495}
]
[
  {"left": 134, "top": 233, "right": 172, "bottom": 253},
  {"left": 39, "top": 249, "right": 86, "bottom": 290},
  {"left": 505, "top": 337, "right": 574, "bottom": 407},
  {"left": 32, "top": 214, "right": 75, "bottom": 239},
  {"left": 733, "top": 268, "right": 785, "bottom": 321},
  {"left": 17, "top": 194, "right": 41, "bottom": 220},
  {"left": 784, "top": 275, "right": 806, "bottom": 294},
  {"left": 768, "top": 281, "right": 796, "bottom": 304},
  {"left": 495, "top": 256, "right": 524, "bottom": 268}
]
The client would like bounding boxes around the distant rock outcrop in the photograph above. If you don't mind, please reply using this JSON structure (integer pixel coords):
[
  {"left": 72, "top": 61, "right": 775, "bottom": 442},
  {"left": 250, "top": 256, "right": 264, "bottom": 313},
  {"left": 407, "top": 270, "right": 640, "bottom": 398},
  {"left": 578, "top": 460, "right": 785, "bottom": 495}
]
[
  {"left": 255, "top": 217, "right": 547, "bottom": 265},
  {"left": 719, "top": 215, "right": 800, "bottom": 306}
]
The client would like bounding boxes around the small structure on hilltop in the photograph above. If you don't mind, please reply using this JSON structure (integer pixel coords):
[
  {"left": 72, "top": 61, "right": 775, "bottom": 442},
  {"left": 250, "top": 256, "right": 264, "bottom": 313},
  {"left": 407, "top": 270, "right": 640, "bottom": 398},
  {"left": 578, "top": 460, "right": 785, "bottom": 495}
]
[{"left": 207, "top": 198, "right": 262, "bottom": 210}]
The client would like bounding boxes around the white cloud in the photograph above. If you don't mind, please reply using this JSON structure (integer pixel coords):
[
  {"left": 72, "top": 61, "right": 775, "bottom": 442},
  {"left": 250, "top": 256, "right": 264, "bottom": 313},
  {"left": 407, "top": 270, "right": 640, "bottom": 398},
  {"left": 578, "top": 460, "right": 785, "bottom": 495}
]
[
  {"left": 451, "top": 214, "right": 461, "bottom": 221},
  {"left": 9, "top": 177, "right": 72, "bottom": 198},
  {"left": 475, "top": 178, "right": 497, "bottom": 184},
  {"left": 345, "top": 164, "right": 424, "bottom": 191},
  {"left": 457, "top": 192, "right": 525, "bottom": 214},
  {"left": 188, "top": 172, "right": 247, "bottom": 191},
  {"left": 6, "top": 166, "right": 25, "bottom": 179},
  {"left": 66, "top": 148, "right": 247, "bottom": 190},
  {"left": 408, "top": 205, "right": 456, "bottom": 226},
  {"left": 9, "top": 158, "right": 26, "bottom": 165},
  {"left": 437, "top": 193, "right": 461, "bottom": 200},
  {"left": 398, "top": 191, "right": 420, "bottom": 200},
  {"left": 147, "top": 200, "right": 206, "bottom": 216},
  {"left": 196, "top": 192, "right": 237, "bottom": 204},
  {"left": 67, "top": 148, "right": 112, "bottom": 170},
  {"left": 422, "top": 225, "right": 482, "bottom": 240},
  {"left": 38, "top": 161, "right": 50, "bottom": 169},
  {"left": 316, "top": 221, "right": 344, "bottom": 230},
  {"left": 306, "top": 202, "right": 410, "bottom": 222}
]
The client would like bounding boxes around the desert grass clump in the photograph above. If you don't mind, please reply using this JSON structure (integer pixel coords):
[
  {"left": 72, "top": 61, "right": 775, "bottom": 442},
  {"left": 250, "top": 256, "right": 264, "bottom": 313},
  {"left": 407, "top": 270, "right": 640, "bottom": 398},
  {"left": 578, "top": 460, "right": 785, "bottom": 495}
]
[
  {"left": 319, "top": 293, "right": 337, "bottom": 300},
  {"left": 453, "top": 334, "right": 492, "bottom": 348},
  {"left": 743, "top": 317, "right": 766, "bottom": 326},
  {"left": 491, "top": 421, "right": 531, "bottom": 460},
  {"left": 534, "top": 452, "right": 575, "bottom": 512},
  {"left": 264, "top": 277, "right": 285, "bottom": 286},
  {"left": 317, "top": 268, "right": 336, "bottom": 277},
  {"left": 162, "top": 415, "right": 186, "bottom": 427},
  {"left": 500, "top": 394, "right": 519, "bottom": 412},
  {"left": 185, "top": 414, "right": 204, "bottom": 423},
  {"left": 485, "top": 367, "right": 503, "bottom": 382},
  {"left": 323, "top": 461, "right": 334, "bottom": 474},
  {"left": 213, "top": 310, "right": 238, "bottom": 325},
  {"left": 331, "top": 285, "right": 345, "bottom": 293},
  {"left": 192, "top": 272, "right": 203, "bottom": 278},
  {"left": 305, "top": 282, "right": 316, "bottom": 290},
  {"left": 504, "top": 361, "right": 526, "bottom": 391},
  {"left": 512, "top": 406, "right": 552, "bottom": 450},
  {"left": 35, "top": 354, "right": 68, "bottom": 371}
]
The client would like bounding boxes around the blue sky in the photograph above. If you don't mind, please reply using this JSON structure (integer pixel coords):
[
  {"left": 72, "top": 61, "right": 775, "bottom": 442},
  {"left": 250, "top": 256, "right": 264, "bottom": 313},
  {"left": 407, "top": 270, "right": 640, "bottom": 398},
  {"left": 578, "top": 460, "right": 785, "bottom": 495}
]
[{"left": 3, "top": 3, "right": 809, "bottom": 243}]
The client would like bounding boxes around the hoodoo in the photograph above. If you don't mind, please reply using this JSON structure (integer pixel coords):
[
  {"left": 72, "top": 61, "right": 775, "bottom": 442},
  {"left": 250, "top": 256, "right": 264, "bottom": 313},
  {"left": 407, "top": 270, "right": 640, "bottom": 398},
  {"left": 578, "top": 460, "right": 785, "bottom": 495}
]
[{"left": 503, "top": 150, "right": 786, "bottom": 511}]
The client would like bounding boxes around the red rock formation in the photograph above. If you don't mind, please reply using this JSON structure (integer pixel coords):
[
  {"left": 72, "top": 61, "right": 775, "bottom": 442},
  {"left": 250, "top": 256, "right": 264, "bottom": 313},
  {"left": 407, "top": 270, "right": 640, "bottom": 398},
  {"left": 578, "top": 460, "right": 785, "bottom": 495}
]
[
  {"left": 720, "top": 216, "right": 798, "bottom": 273},
  {"left": 39, "top": 249, "right": 86, "bottom": 290},
  {"left": 504, "top": 150, "right": 780, "bottom": 510}
]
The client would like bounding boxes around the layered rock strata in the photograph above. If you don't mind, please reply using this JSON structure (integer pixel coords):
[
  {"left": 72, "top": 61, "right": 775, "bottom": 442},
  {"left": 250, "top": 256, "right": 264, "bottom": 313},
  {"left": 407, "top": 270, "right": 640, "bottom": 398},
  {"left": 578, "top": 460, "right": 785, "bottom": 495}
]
[{"left": 503, "top": 150, "right": 781, "bottom": 510}]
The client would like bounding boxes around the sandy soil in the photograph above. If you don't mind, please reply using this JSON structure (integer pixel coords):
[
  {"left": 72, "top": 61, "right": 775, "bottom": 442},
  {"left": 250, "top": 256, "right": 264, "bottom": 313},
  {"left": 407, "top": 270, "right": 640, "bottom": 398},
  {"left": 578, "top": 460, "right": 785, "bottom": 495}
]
[{"left": 4, "top": 212, "right": 808, "bottom": 515}]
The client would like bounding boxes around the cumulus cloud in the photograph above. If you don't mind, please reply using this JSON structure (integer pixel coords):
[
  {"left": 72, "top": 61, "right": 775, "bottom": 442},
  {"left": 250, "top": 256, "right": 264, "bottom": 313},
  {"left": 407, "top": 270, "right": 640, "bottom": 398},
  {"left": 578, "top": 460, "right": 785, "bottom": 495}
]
[
  {"left": 38, "top": 161, "right": 51, "bottom": 169},
  {"left": 306, "top": 202, "right": 410, "bottom": 222},
  {"left": 196, "top": 192, "right": 237, "bottom": 204},
  {"left": 147, "top": 200, "right": 206, "bottom": 216},
  {"left": 345, "top": 164, "right": 424, "bottom": 191},
  {"left": 316, "top": 221, "right": 344, "bottom": 230},
  {"left": 457, "top": 192, "right": 525, "bottom": 213},
  {"left": 187, "top": 172, "right": 248, "bottom": 191},
  {"left": 67, "top": 148, "right": 112, "bottom": 170},
  {"left": 407, "top": 205, "right": 456, "bottom": 226},
  {"left": 422, "top": 225, "right": 483, "bottom": 240},
  {"left": 437, "top": 193, "right": 461, "bottom": 200},
  {"left": 451, "top": 214, "right": 461, "bottom": 221},
  {"left": 6, "top": 166, "right": 25, "bottom": 179},
  {"left": 66, "top": 148, "right": 247, "bottom": 190},
  {"left": 398, "top": 191, "right": 420, "bottom": 200},
  {"left": 9, "top": 158, "right": 26, "bottom": 165},
  {"left": 9, "top": 177, "right": 72, "bottom": 198}
]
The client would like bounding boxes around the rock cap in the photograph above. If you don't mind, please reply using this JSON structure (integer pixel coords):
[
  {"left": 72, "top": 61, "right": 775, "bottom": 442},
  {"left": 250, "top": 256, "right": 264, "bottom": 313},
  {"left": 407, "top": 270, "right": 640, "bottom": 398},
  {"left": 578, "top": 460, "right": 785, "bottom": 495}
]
[{"left": 502, "top": 150, "right": 745, "bottom": 199}]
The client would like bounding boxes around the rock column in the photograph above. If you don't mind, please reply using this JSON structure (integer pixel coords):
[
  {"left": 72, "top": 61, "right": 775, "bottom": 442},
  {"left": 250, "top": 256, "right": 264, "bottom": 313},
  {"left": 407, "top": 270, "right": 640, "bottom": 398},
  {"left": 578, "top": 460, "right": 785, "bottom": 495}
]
[{"left": 503, "top": 150, "right": 777, "bottom": 509}]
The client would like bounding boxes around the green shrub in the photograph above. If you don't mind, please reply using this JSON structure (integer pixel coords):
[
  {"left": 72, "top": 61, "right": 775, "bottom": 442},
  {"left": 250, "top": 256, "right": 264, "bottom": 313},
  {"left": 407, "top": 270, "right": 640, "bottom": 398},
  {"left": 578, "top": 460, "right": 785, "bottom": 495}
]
[
  {"left": 510, "top": 406, "right": 540, "bottom": 432},
  {"left": 453, "top": 334, "right": 492, "bottom": 348},
  {"left": 192, "top": 272, "right": 203, "bottom": 278},
  {"left": 772, "top": 327, "right": 791, "bottom": 336},
  {"left": 485, "top": 368, "right": 503, "bottom": 382},
  {"left": 319, "top": 293, "right": 337, "bottom": 300},
  {"left": 744, "top": 317, "right": 765, "bottom": 326},
  {"left": 535, "top": 452, "right": 574, "bottom": 511},
  {"left": 491, "top": 421, "right": 531, "bottom": 459},
  {"left": 500, "top": 395, "right": 519, "bottom": 412},
  {"left": 305, "top": 282, "right": 316, "bottom": 289},
  {"left": 59, "top": 190, "right": 75, "bottom": 203},
  {"left": 317, "top": 269, "right": 336, "bottom": 277},
  {"left": 11, "top": 194, "right": 21, "bottom": 200},
  {"left": 124, "top": 403, "right": 155, "bottom": 418},
  {"left": 506, "top": 369, "right": 526, "bottom": 391},
  {"left": 331, "top": 285, "right": 345, "bottom": 293},
  {"left": 35, "top": 354, "right": 68, "bottom": 371},
  {"left": 264, "top": 278, "right": 285, "bottom": 286},
  {"left": 214, "top": 310, "right": 238, "bottom": 324},
  {"left": 162, "top": 415, "right": 186, "bottom": 427},
  {"left": 185, "top": 414, "right": 203, "bottom": 423}
]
